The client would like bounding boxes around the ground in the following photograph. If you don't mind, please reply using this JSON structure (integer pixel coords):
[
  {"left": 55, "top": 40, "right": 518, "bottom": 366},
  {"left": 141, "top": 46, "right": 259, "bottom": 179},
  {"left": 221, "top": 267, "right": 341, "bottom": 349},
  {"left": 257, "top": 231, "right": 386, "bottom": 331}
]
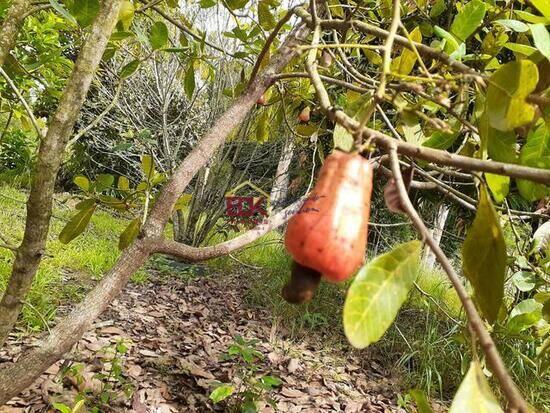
[{"left": 0, "top": 269, "right": 407, "bottom": 413}]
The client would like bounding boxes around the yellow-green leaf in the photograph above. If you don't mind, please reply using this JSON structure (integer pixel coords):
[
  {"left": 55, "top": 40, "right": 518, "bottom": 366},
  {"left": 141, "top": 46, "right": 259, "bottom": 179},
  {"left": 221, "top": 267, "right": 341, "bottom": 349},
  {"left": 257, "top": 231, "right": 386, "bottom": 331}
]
[
  {"left": 184, "top": 64, "right": 195, "bottom": 99},
  {"left": 74, "top": 175, "right": 90, "bottom": 192},
  {"left": 449, "top": 361, "right": 503, "bottom": 413},
  {"left": 343, "top": 240, "right": 421, "bottom": 349},
  {"left": 333, "top": 124, "right": 354, "bottom": 151},
  {"left": 391, "top": 27, "right": 422, "bottom": 75},
  {"left": 486, "top": 60, "right": 538, "bottom": 131},
  {"left": 118, "top": 0, "right": 135, "bottom": 30},
  {"left": 141, "top": 155, "right": 155, "bottom": 180},
  {"left": 258, "top": 0, "right": 276, "bottom": 31},
  {"left": 450, "top": 0, "right": 486, "bottom": 42},
  {"left": 118, "top": 176, "right": 130, "bottom": 191},
  {"left": 118, "top": 218, "right": 141, "bottom": 250},
  {"left": 485, "top": 173, "right": 509, "bottom": 204},
  {"left": 462, "top": 186, "right": 506, "bottom": 323},
  {"left": 256, "top": 109, "right": 270, "bottom": 143},
  {"left": 59, "top": 205, "right": 96, "bottom": 244},
  {"left": 531, "top": 0, "right": 550, "bottom": 20}
]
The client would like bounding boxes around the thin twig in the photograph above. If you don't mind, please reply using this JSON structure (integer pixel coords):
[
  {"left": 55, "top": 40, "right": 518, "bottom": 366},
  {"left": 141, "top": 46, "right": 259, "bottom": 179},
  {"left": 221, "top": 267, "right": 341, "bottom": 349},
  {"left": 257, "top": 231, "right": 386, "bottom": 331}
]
[{"left": 0, "top": 67, "right": 43, "bottom": 137}]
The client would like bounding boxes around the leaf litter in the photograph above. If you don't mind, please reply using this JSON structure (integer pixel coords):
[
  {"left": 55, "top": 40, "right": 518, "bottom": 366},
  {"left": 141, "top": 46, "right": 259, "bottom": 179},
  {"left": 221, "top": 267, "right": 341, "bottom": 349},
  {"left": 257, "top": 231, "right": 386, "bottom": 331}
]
[{"left": 0, "top": 269, "right": 409, "bottom": 412}]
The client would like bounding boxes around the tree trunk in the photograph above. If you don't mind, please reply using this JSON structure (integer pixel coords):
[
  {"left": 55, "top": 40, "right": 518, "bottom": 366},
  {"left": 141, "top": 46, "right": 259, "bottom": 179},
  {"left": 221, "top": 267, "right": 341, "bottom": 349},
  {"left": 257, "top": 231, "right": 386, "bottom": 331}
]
[
  {"left": 270, "top": 138, "right": 295, "bottom": 212},
  {"left": 0, "top": 0, "right": 122, "bottom": 347},
  {"left": 0, "top": 0, "right": 29, "bottom": 67},
  {"left": 0, "top": 21, "right": 310, "bottom": 404},
  {"left": 422, "top": 202, "right": 450, "bottom": 270}
]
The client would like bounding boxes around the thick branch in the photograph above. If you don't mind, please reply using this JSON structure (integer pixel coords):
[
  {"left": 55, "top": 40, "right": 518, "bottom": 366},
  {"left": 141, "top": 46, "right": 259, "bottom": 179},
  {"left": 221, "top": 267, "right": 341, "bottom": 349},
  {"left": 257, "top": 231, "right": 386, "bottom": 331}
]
[
  {"left": 387, "top": 144, "right": 529, "bottom": 413},
  {"left": 0, "top": 0, "right": 123, "bottom": 347},
  {"left": 304, "top": 52, "right": 550, "bottom": 185},
  {"left": 0, "top": 0, "right": 29, "bottom": 67},
  {"left": 154, "top": 198, "right": 304, "bottom": 260}
]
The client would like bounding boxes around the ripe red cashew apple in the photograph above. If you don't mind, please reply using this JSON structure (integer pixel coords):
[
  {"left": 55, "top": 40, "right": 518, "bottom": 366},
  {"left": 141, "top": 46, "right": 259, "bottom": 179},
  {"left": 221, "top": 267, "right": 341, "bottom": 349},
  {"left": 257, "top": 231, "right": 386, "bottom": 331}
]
[{"left": 282, "top": 150, "right": 374, "bottom": 302}]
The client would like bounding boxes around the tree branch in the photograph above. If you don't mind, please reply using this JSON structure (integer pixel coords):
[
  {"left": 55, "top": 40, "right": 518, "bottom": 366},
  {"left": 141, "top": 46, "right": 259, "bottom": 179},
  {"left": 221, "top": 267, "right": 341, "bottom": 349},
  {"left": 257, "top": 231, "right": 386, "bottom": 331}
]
[
  {"left": 303, "top": 51, "right": 550, "bottom": 184},
  {"left": 0, "top": 67, "right": 44, "bottom": 138},
  {"left": 0, "top": 0, "right": 29, "bottom": 67},
  {"left": 387, "top": 144, "right": 529, "bottom": 413},
  {"left": 0, "top": 0, "right": 123, "bottom": 348},
  {"left": 153, "top": 197, "right": 304, "bottom": 260}
]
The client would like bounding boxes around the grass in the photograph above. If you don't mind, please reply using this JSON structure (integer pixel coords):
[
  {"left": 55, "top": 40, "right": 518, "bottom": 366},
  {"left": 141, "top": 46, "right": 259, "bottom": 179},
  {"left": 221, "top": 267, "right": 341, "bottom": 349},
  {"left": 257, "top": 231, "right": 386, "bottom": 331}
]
[{"left": 0, "top": 185, "right": 147, "bottom": 332}]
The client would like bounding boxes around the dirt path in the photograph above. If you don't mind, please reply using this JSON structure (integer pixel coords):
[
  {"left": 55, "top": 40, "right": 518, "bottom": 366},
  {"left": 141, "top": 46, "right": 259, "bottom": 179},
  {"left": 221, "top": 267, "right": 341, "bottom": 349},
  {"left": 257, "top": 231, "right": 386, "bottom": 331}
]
[{"left": 1, "top": 271, "right": 404, "bottom": 412}]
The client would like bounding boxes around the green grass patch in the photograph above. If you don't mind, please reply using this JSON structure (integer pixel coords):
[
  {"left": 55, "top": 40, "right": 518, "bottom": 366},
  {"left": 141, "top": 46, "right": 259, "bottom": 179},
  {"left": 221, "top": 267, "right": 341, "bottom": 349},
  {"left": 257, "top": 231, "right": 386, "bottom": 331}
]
[{"left": 0, "top": 185, "right": 142, "bottom": 332}]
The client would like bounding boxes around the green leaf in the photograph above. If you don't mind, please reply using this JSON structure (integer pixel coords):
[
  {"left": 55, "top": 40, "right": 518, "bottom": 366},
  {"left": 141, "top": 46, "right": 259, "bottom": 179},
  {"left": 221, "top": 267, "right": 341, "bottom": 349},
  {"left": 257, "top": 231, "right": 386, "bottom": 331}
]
[
  {"left": 462, "top": 186, "right": 506, "bottom": 323},
  {"left": 74, "top": 175, "right": 90, "bottom": 192},
  {"left": 543, "top": 299, "right": 550, "bottom": 323},
  {"left": 512, "top": 271, "right": 538, "bottom": 292},
  {"left": 429, "top": 0, "right": 446, "bottom": 18},
  {"left": 95, "top": 174, "right": 114, "bottom": 192},
  {"left": 184, "top": 65, "right": 195, "bottom": 99},
  {"left": 209, "top": 384, "right": 234, "bottom": 403},
  {"left": 391, "top": 27, "right": 422, "bottom": 75},
  {"left": 531, "top": 0, "right": 550, "bottom": 20},
  {"left": 517, "top": 123, "right": 550, "bottom": 201},
  {"left": 258, "top": 0, "right": 276, "bottom": 31},
  {"left": 118, "top": 176, "right": 130, "bottom": 191},
  {"left": 494, "top": 19, "right": 529, "bottom": 33},
  {"left": 434, "top": 25, "right": 460, "bottom": 54},
  {"left": 49, "top": 0, "right": 77, "bottom": 25},
  {"left": 486, "top": 60, "right": 538, "bottom": 131},
  {"left": 118, "top": 218, "right": 141, "bottom": 250},
  {"left": 75, "top": 199, "right": 96, "bottom": 210},
  {"left": 343, "top": 240, "right": 421, "bottom": 349},
  {"left": 225, "top": 0, "right": 248, "bottom": 10},
  {"left": 52, "top": 403, "right": 72, "bottom": 413},
  {"left": 149, "top": 21, "right": 169, "bottom": 50},
  {"left": 507, "top": 299, "right": 543, "bottom": 333},
  {"left": 120, "top": 60, "right": 140, "bottom": 79},
  {"left": 409, "top": 389, "right": 434, "bottom": 413},
  {"left": 478, "top": 110, "right": 517, "bottom": 164},
  {"left": 450, "top": 0, "right": 487, "bottom": 42},
  {"left": 529, "top": 23, "right": 550, "bottom": 61},
  {"left": 141, "top": 155, "right": 155, "bottom": 179},
  {"left": 449, "top": 361, "right": 503, "bottom": 413},
  {"left": 59, "top": 204, "right": 96, "bottom": 244},
  {"left": 515, "top": 10, "right": 550, "bottom": 25},
  {"left": 422, "top": 131, "right": 458, "bottom": 150},
  {"left": 504, "top": 43, "right": 539, "bottom": 57},
  {"left": 67, "top": 0, "right": 99, "bottom": 27}
]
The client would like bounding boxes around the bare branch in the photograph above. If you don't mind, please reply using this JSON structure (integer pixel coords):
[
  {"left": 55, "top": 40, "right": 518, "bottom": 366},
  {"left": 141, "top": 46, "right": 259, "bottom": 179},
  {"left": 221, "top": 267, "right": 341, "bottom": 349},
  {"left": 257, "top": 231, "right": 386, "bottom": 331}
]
[
  {"left": 0, "top": 67, "right": 44, "bottom": 138},
  {"left": 387, "top": 144, "right": 529, "bottom": 413},
  {"left": 153, "top": 198, "right": 304, "bottom": 260},
  {"left": 303, "top": 54, "right": 550, "bottom": 184}
]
